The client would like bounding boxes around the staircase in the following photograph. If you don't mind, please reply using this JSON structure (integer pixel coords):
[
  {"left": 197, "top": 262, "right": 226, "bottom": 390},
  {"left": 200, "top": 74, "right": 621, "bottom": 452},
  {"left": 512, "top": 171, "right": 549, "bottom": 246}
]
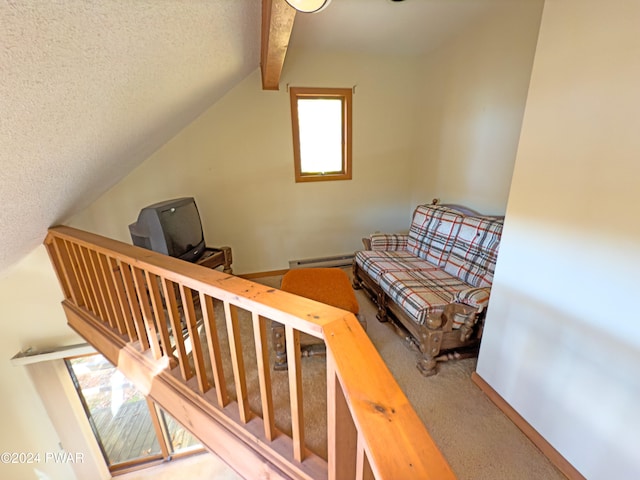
[{"left": 45, "top": 226, "right": 455, "bottom": 480}]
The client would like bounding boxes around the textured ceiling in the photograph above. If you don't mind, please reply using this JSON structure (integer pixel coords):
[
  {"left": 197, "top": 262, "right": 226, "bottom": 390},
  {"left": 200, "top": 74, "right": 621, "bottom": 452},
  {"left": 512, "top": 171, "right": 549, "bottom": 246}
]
[
  {"left": 0, "top": 0, "right": 261, "bottom": 273},
  {"left": 0, "top": 0, "right": 515, "bottom": 274}
]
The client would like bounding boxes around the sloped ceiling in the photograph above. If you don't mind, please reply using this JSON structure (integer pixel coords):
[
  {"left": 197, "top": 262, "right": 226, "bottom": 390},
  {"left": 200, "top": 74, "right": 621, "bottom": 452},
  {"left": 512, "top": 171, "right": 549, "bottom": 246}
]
[
  {"left": 0, "top": 0, "right": 261, "bottom": 273},
  {"left": 0, "top": 0, "right": 510, "bottom": 274}
]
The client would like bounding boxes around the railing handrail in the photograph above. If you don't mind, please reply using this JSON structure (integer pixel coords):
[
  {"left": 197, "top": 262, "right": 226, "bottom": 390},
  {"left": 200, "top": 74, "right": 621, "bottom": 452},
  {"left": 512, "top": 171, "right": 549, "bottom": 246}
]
[
  {"left": 45, "top": 225, "right": 455, "bottom": 480},
  {"left": 48, "top": 226, "right": 337, "bottom": 338}
]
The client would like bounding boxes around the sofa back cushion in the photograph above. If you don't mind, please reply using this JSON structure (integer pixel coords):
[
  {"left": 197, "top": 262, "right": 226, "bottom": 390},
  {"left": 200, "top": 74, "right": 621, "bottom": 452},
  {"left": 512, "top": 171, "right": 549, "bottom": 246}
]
[
  {"left": 443, "top": 216, "right": 503, "bottom": 288},
  {"left": 407, "top": 205, "right": 464, "bottom": 267}
]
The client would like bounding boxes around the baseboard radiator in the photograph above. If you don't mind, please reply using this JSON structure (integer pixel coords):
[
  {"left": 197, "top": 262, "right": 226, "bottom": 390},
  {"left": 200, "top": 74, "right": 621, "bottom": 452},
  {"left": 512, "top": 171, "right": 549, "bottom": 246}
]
[{"left": 288, "top": 253, "right": 354, "bottom": 269}]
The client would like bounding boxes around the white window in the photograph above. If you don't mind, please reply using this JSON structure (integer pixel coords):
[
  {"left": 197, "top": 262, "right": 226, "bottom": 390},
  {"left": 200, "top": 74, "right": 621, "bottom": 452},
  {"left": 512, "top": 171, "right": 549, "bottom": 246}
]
[{"left": 289, "top": 87, "right": 352, "bottom": 182}]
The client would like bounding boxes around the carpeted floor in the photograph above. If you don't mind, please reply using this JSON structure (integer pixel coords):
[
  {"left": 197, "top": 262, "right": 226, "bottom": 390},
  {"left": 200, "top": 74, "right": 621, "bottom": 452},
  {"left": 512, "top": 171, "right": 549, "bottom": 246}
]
[
  {"left": 199, "top": 294, "right": 329, "bottom": 459},
  {"left": 252, "top": 269, "right": 566, "bottom": 480},
  {"left": 126, "top": 268, "right": 566, "bottom": 480}
]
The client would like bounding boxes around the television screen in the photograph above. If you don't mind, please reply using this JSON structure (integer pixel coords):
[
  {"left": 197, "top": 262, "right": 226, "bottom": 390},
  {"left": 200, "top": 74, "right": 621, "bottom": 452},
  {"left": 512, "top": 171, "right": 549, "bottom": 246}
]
[
  {"left": 129, "top": 197, "right": 206, "bottom": 262},
  {"left": 159, "top": 201, "right": 202, "bottom": 258}
]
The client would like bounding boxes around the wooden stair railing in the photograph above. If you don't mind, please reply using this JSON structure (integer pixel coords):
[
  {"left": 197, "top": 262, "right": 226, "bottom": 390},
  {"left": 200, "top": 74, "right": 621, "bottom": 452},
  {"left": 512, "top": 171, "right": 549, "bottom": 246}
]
[{"left": 44, "top": 226, "right": 455, "bottom": 480}]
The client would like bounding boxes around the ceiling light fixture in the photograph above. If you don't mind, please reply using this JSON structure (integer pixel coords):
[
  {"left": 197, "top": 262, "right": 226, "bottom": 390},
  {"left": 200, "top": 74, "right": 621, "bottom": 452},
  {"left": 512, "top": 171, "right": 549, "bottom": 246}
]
[{"left": 284, "top": 0, "right": 332, "bottom": 13}]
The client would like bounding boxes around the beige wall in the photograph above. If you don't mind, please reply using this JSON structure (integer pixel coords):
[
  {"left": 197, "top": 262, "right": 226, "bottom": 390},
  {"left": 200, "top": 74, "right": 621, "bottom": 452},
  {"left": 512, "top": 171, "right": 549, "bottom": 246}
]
[
  {"left": 413, "top": 1, "right": 543, "bottom": 214},
  {"left": 68, "top": 53, "right": 422, "bottom": 274},
  {"left": 477, "top": 1, "right": 640, "bottom": 478},
  {"left": 27, "top": 360, "right": 110, "bottom": 480},
  {"left": 0, "top": 247, "right": 80, "bottom": 480},
  {"left": 68, "top": 3, "right": 544, "bottom": 273}
]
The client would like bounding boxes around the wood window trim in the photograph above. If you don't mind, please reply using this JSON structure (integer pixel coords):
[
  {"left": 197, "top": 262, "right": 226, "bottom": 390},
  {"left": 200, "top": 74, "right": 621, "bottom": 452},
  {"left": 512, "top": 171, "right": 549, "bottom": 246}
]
[
  {"left": 289, "top": 87, "right": 353, "bottom": 183},
  {"left": 64, "top": 353, "right": 204, "bottom": 473}
]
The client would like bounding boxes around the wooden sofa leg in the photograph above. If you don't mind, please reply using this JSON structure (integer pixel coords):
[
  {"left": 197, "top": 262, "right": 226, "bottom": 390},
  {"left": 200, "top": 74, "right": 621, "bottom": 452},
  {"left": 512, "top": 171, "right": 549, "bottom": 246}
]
[
  {"left": 352, "top": 262, "right": 362, "bottom": 290},
  {"left": 272, "top": 322, "right": 287, "bottom": 370},
  {"left": 375, "top": 291, "right": 389, "bottom": 323},
  {"left": 221, "top": 246, "right": 233, "bottom": 274},
  {"left": 351, "top": 268, "right": 362, "bottom": 290},
  {"left": 417, "top": 355, "right": 437, "bottom": 377},
  {"left": 416, "top": 328, "right": 443, "bottom": 377}
]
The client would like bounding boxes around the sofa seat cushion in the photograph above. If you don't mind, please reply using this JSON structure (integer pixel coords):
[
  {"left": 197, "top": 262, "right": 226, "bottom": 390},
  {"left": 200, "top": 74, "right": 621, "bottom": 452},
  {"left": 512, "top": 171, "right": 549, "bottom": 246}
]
[
  {"left": 407, "top": 205, "right": 464, "bottom": 267},
  {"left": 443, "top": 216, "right": 503, "bottom": 288},
  {"left": 378, "top": 269, "right": 472, "bottom": 327},
  {"left": 355, "top": 250, "right": 439, "bottom": 282}
]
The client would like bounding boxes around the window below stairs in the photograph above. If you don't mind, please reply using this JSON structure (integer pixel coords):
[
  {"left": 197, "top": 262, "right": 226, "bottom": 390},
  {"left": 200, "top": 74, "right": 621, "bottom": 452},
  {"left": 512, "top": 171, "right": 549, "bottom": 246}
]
[{"left": 66, "top": 353, "right": 203, "bottom": 473}]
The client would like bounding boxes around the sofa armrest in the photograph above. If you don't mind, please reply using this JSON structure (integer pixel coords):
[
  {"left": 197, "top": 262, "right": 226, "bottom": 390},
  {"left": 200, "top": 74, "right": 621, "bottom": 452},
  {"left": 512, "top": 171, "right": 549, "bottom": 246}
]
[
  {"left": 368, "top": 233, "right": 409, "bottom": 251},
  {"left": 453, "top": 287, "right": 491, "bottom": 312}
]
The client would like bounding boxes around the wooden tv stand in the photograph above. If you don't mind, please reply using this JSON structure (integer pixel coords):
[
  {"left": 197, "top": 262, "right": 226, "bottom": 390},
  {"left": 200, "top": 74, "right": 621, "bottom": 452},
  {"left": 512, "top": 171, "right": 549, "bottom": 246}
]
[{"left": 196, "top": 246, "right": 233, "bottom": 274}]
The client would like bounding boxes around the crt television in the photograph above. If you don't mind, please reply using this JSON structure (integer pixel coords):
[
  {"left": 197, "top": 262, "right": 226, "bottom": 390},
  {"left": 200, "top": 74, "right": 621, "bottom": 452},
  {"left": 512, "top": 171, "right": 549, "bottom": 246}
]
[{"left": 129, "top": 197, "right": 206, "bottom": 262}]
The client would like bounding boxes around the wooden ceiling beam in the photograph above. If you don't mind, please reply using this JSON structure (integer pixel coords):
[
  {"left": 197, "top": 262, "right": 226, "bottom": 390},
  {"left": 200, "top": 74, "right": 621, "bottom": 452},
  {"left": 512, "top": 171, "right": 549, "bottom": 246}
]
[{"left": 261, "top": 0, "right": 296, "bottom": 90}]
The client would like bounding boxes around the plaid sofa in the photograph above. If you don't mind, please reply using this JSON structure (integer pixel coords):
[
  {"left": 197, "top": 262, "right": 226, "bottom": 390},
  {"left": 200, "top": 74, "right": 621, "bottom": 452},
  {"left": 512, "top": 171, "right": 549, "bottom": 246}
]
[{"left": 353, "top": 203, "right": 503, "bottom": 375}]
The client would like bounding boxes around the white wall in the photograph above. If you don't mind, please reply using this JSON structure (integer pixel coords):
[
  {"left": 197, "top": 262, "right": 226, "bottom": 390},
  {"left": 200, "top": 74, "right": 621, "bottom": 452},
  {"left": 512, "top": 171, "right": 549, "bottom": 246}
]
[
  {"left": 27, "top": 360, "right": 110, "bottom": 480},
  {"left": 69, "top": 8, "right": 544, "bottom": 274},
  {"left": 68, "top": 53, "right": 421, "bottom": 274},
  {"left": 0, "top": 247, "right": 80, "bottom": 480},
  {"left": 477, "top": 1, "right": 640, "bottom": 478},
  {"left": 413, "top": 1, "right": 543, "bottom": 214}
]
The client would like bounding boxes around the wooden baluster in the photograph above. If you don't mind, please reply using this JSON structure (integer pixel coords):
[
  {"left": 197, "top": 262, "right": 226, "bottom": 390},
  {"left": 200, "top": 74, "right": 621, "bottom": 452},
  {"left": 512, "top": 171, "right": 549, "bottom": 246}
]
[
  {"left": 146, "top": 271, "right": 174, "bottom": 362},
  {"left": 119, "top": 262, "right": 149, "bottom": 351},
  {"left": 98, "top": 254, "right": 126, "bottom": 335},
  {"left": 161, "top": 278, "right": 192, "bottom": 381},
  {"left": 109, "top": 258, "right": 138, "bottom": 342},
  {"left": 356, "top": 434, "right": 374, "bottom": 480},
  {"left": 224, "top": 302, "right": 250, "bottom": 423},
  {"left": 132, "top": 266, "right": 162, "bottom": 360},
  {"left": 83, "top": 248, "right": 109, "bottom": 322},
  {"left": 44, "top": 236, "right": 74, "bottom": 302},
  {"left": 200, "top": 292, "right": 229, "bottom": 408},
  {"left": 44, "top": 228, "right": 460, "bottom": 480},
  {"left": 91, "top": 251, "right": 117, "bottom": 329},
  {"left": 108, "top": 258, "right": 134, "bottom": 337},
  {"left": 286, "top": 325, "right": 305, "bottom": 462},
  {"left": 325, "top": 313, "right": 456, "bottom": 480},
  {"left": 327, "top": 353, "right": 357, "bottom": 480},
  {"left": 252, "top": 312, "right": 275, "bottom": 441},
  {"left": 62, "top": 240, "right": 90, "bottom": 309},
  {"left": 179, "top": 285, "right": 209, "bottom": 393},
  {"left": 73, "top": 243, "right": 99, "bottom": 315}
]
